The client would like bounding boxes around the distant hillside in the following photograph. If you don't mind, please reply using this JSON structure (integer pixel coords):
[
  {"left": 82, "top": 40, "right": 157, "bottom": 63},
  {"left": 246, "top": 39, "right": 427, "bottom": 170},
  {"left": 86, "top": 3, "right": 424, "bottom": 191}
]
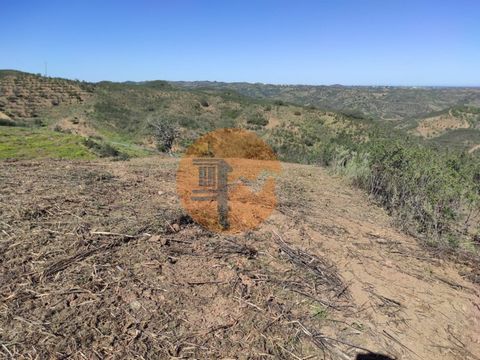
[
  {"left": 1, "top": 70, "right": 479, "bottom": 250},
  {"left": 2, "top": 70, "right": 480, "bottom": 157},
  {"left": 411, "top": 106, "right": 480, "bottom": 152},
  {"left": 172, "top": 81, "right": 480, "bottom": 124},
  {"left": 0, "top": 70, "right": 368, "bottom": 160}
]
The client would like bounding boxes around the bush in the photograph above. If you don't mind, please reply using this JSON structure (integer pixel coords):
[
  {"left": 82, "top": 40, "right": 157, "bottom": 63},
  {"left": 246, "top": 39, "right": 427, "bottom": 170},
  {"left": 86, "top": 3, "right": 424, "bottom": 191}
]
[
  {"left": 0, "top": 118, "right": 16, "bottom": 126},
  {"left": 247, "top": 113, "right": 268, "bottom": 127},
  {"left": 268, "top": 121, "right": 480, "bottom": 249},
  {"left": 149, "top": 117, "right": 179, "bottom": 152},
  {"left": 82, "top": 138, "right": 128, "bottom": 159},
  {"left": 330, "top": 136, "right": 480, "bottom": 246}
]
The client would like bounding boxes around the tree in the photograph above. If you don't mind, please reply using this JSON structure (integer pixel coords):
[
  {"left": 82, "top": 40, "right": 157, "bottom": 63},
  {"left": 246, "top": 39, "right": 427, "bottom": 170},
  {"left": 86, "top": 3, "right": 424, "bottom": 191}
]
[{"left": 149, "top": 117, "right": 179, "bottom": 153}]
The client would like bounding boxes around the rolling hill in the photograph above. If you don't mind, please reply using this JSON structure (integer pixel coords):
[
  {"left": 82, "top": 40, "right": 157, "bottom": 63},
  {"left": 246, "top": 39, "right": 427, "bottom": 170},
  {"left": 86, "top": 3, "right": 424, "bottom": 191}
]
[
  {"left": 172, "top": 80, "right": 480, "bottom": 123},
  {"left": 0, "top": 70, "right": 368, "bottom": 160},
  {"left": 1, "top": 69, "right": 479, "bottom": 249},
  {"left": 1, "top": 70, "right": 480, "bottom": 360}
]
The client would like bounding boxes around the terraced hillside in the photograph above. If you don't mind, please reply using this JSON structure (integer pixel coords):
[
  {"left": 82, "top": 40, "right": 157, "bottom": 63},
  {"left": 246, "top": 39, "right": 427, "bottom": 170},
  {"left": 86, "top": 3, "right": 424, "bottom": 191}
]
[{"left": 0, "top": 70, "right": 94, "bottom": 120}]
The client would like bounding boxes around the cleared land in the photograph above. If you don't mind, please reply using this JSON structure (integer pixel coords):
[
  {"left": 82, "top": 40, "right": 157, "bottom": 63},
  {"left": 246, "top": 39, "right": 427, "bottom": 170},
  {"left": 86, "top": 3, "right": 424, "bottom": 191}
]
[{"left": 1, "top": 157, "right": 479, "bottom": 359}]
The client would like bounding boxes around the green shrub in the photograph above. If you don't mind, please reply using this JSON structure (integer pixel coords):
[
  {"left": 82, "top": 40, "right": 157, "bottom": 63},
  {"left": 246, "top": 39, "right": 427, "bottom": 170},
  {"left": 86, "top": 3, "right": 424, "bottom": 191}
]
[
  {"left": 247, "top": 113, "right": 268, "bottom": 127},
  {"left": 0, "top": 118, "right": 16, "bottom": 126},
  {"left": 330, "top": 135, "right": 480, "bottom": 247},
  {"left": 268, "top": 120, "right": 480, "bottom": 250},
  {"left": 83, "top": 138, "right": 128, "bottom": 159},
  {"left": 222, "top": 108, "right": 241, "bottom": 119}
]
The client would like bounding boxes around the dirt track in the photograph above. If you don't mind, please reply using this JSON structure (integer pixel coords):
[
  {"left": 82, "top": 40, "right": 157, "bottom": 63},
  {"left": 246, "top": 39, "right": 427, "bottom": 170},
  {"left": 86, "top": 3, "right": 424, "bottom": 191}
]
[{"left": 1, "top": 157, "right": 479, "bottom": 359}]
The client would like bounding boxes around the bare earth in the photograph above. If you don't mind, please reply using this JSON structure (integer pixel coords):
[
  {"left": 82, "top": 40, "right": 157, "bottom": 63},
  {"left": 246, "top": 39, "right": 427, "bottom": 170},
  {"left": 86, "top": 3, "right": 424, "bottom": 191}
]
[
  {"left": 416, "top": 111, "right": 470, "bottom": 138},
  {"left": 469, "top": 144, "right": 480, "bottom": 154},
  {"left": 0, "top": 157, "right": 479, "bottom": 359}
]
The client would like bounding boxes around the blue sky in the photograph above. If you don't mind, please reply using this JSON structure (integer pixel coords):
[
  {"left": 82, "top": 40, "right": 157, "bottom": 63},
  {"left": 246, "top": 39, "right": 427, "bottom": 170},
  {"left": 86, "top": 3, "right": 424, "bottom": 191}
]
[{"left": 1, "top": 0, "right": 479, "bottom": 85}]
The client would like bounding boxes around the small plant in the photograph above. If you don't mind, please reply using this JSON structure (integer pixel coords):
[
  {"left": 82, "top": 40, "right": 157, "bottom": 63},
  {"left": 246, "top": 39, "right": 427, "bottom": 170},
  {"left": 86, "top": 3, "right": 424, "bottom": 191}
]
[
  {"left": 0, "top": 118, "right": 16, "bottom": 126},
  {"left": 82, "top": 137, "right": 128, "bottom": 159},
  {"left": 247, "top": 113, "right": 268, "bottom": 127},
  {"left": 311, "top": 305, "right": 328, "bottom": 320},
  {"left": 53, "top": 124, "right": 68, "bottom": 133}
]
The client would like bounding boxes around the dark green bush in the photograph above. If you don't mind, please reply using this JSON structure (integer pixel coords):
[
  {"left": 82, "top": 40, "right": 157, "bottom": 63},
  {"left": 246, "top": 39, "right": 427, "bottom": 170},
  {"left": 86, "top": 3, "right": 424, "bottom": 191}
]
[
  {"left": 82, "top": 138, "right": 128, "bottom": 159},
  {"left": 0, "top": 118, "right": 16, "bottom": 126},
  {"left": 247, "top": 113, "right": 268, "bottom": 127}
]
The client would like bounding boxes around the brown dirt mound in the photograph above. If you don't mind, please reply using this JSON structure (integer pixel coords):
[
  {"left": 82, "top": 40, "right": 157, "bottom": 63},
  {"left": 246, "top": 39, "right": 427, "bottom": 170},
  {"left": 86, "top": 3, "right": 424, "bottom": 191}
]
[{"left": 0, "top": 158, "right": 479, "bottom": 359}]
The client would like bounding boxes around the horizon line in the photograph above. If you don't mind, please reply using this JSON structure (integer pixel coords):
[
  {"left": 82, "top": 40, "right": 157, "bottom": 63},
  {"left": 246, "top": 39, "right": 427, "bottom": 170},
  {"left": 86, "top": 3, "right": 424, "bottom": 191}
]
[{"left": 2, "top": 68, "right": 480, "bottom": 88}]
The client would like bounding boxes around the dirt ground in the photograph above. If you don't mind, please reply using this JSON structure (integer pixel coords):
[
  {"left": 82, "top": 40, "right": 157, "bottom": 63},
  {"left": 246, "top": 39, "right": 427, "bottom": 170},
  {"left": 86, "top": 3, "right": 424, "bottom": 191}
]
[{"left": 0, "top": 157, "right": 479, "bottom": 359}]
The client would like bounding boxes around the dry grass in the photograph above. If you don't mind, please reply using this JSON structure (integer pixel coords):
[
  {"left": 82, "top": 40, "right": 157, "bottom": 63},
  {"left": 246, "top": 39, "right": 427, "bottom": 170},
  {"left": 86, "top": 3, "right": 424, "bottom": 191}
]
[
  {"left": 0, "top": 158, "right": 367, "bottom": 359},
  {"left": 1, "top": 158, "right": 479, "bottom": 359}
]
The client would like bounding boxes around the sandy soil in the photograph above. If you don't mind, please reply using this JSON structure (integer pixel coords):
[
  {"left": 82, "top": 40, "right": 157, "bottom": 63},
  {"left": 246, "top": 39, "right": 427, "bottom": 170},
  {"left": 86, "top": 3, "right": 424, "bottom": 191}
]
[
  {"left": 469, "top": 144, "right": 480, "bottom": 154},
  {"left": 0, "top": 158, "right": 479, "bottom": 359},
  {"left": 266, "top": 116, "right": 281, "bottom": 129},
  {"left": 0, "top": 111, "right": 11, "bottom": 120}
]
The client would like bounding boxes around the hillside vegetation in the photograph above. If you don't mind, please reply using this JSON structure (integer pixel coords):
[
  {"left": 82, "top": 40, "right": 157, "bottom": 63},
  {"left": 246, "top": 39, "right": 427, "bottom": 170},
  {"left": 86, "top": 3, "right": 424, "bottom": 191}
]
[
  {"left": 173, "top": 81, "right": 480, "bottom": 121},
  {"left": 1, "top": 71, "right": 480, "bottom": 360},
  {"left": 414, "top": 106, "right": 480, "bottom": 153},
  {"left": 0, "top": 70, "right": 93, "bottom": 119},
  {"left": 1, "top": 70, "right": 479, "bottom": 252},
  {"left": 0, "top": 70, "right": 364, "bottom": 158}
]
